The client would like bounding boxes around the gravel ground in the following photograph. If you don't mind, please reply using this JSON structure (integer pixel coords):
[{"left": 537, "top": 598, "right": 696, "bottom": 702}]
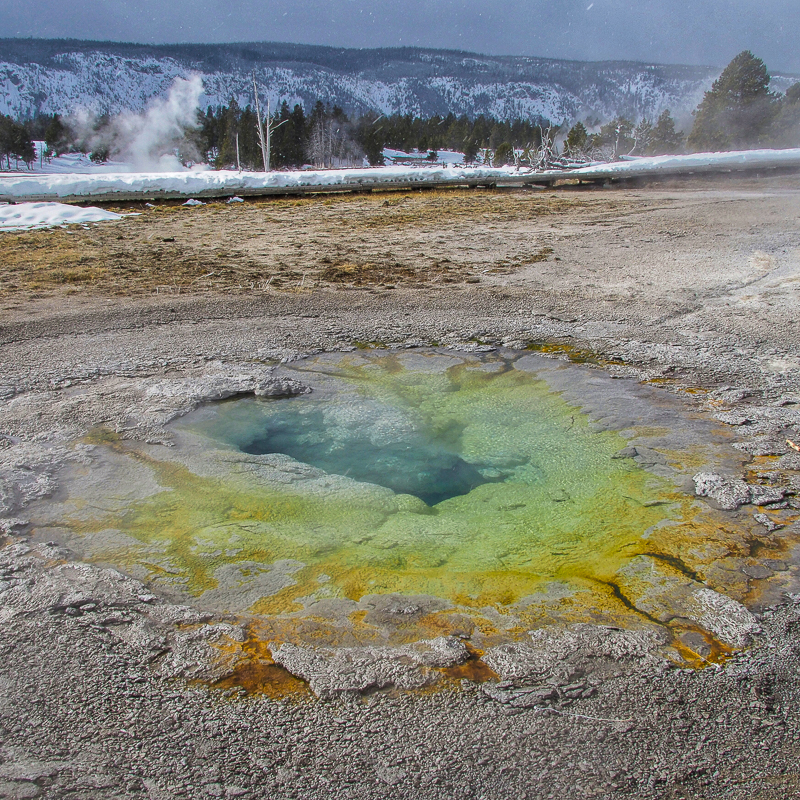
[{"left": 1, "top": 176, "right": 800, "bottom": 799}]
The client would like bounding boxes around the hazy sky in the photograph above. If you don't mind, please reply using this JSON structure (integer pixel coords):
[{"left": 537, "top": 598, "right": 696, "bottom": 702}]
[{"left": 3, "top": 1, "right": 799, "bottom": 73}]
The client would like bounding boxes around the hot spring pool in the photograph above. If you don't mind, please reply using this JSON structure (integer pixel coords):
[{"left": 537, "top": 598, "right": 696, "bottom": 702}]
[{"left": 36, "top": 349, "right": 762, "bottom": 652}]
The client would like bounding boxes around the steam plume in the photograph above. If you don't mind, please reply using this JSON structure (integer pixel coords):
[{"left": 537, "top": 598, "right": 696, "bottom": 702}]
[{"left": 69, "top": 75, "right": 205, "bottom": 171}]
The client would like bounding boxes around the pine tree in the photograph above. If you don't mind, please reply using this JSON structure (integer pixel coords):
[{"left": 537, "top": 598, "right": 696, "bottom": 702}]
[
  {"left": 288, "top": 104, "right": 307, "bottom": 165},
  {"left": 43, "top": 114, "right": 67, "bottom": 155},
  {"left": 0, "top": 115, "right": 36, "bottom": 168},
  {"left": 648, "top": 110, "right": 684, "bottom": 154},
  {"left": 688, "top": 51, "right": 778, "bottom": 151},
  {"left": 238, "top": 111, "right": 260, "bottom": 169},
  {"left": 216, "top": 99, "right": 242, "bottom": 169},
  {"left": 197, "top": 106, "right": 221, "bottom": 163},
  {"left": 492, "top": 142, "right": 514, "bottom": 166},
  {"left": 597, "top": 117, "right": 635, "bottom": 159},
  {"left": 462, "top": 139, "right": 479, "bottom": 163},
  {"left": 270, "top": 102, "right": 294, "bottom": 168},
  {"left": 564, "top": 122, "right": 588, "bottom": 157},
  {"left": 769, "top": 83, "right": 800, "bottom": 148},
  {"left": 355, "top": 112, "right": 386, "bottom": 166}
]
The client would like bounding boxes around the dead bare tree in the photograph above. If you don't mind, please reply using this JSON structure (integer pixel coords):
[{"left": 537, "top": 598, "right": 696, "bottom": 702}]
[
  {"left": 308, "top": 115, "right": 333, "bottom": 167},
  {"left": 252, "top": 73, "right": 268, "bottom": 171},
  {"left": 308, "top": 114, "right": 364, "bottom": 168},
  {"left": 533, "top": 125, "right": 561, "bottom": 170}
]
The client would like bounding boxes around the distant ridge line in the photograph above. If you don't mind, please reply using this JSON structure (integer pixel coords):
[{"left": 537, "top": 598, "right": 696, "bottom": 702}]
[
  {"left": 0, "top": 37, "right": 718, "bottom": 74},
  {"left": 1, "top": 38, "right": 796, "bottom": 124}
]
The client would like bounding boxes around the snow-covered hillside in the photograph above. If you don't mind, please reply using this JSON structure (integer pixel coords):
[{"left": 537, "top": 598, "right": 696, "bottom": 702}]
[{"left": 4, "top": 39, "right": 794, "bottom": 125}]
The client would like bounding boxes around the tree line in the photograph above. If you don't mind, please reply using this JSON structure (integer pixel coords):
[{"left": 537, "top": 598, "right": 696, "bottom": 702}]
[
  {"left": 25, "top": 100, "right": 552, "bottom": 169},
  {"left": 191, "top": 102, "right": 551, "bottom": 168},
  {"left": 0, "top": 114, "right": 36, "bottom": 169},
  {"left": 5, "top": 50, "right": 800, "bottom": 170}
]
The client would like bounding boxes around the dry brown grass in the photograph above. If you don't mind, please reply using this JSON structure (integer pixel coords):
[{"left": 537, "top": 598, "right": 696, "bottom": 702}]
[{"left": 0, "top": 188, "right": 607, "bottom": 300}]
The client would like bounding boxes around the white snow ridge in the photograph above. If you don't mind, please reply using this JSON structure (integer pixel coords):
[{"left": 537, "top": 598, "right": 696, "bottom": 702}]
[{"left": 2, "top": 149, "right": 800, "bottom": 204}]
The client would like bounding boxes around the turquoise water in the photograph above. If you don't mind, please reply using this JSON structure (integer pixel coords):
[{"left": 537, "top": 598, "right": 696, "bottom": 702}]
[{"left": 238, "top": 400, "right": 501, "bottom": 505}]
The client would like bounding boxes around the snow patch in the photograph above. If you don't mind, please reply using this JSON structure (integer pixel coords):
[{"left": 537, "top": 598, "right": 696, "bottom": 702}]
[{"left": 0, "top": 202, "right": 127, "bottom": 231}]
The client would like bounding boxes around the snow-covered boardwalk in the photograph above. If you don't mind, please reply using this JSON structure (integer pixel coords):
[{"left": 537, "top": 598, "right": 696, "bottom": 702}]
[{"left": 1, "top": 148, "right": 799, "bottom": 203}]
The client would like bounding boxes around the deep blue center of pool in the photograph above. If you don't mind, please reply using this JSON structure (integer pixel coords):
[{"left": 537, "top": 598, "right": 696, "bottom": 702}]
[{"left": 239, "top": 406, "right": 495, "bottom": 506}]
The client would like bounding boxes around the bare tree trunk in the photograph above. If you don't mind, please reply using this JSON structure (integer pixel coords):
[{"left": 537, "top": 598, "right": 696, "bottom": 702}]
[
  {"left": 265, "top": 99, "right": 271, "bottom": 172},
  {"left": 252, "top": 74, "right": 269, "bottom": 172}
]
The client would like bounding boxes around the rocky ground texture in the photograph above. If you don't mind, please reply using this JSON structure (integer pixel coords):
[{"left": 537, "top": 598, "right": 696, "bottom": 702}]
[{"left": 1, "top": 176, "right": 800, "bottom": 798}]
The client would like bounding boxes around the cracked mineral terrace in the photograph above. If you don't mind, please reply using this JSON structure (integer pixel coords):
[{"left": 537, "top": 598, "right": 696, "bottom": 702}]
[{"left": 1, "top": 176, "right": 800, "bottom": 799}]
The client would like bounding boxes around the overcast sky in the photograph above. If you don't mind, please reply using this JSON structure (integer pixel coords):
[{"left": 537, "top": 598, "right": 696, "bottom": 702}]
[{"left": 3, "top": 1, "right": 799, "bottom": 73}]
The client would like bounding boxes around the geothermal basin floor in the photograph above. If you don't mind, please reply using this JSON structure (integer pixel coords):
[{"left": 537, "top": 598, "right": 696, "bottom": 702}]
[{"left": 1, "top": 176, "right": 800, "bottom": 798}]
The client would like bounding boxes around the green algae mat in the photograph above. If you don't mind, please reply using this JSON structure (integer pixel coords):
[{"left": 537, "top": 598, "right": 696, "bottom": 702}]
[{"left": 169, "top": 352, "right": 674, "bottom": 607}]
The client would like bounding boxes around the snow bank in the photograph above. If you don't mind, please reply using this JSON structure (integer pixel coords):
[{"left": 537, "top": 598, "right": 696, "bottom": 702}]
[
  {"left": 1, "top": 149, "right": 799, "bottom": 203},
  {"left": 0, "top": 202, "right": 126, "bottom": 231},
  {"left": 0, "top": 164, "right": 525, "bottom": 202},
  {"left": 567, "top": 148, "right": 800, "bottom": 180}
]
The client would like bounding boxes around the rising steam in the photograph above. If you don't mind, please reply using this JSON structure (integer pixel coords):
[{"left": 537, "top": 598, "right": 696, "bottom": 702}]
[{"left": 69, "top": 75, "right": 205, "bottom": 171}]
